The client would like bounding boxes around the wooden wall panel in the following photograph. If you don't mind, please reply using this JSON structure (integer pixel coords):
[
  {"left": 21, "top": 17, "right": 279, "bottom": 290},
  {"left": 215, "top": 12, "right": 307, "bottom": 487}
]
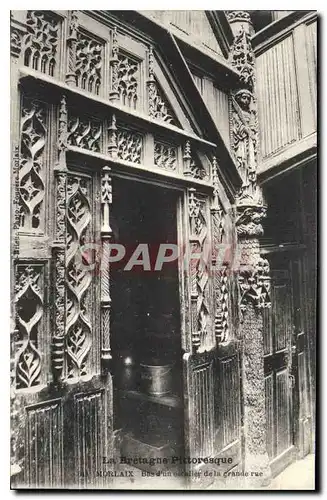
[
  {"left": 257, "top": 35, "right": 300, "bottom": 158},
  {"left": 305, "top": 21, "right": 317, "bottom": 125},
  {"left": 274, "top": 285, "right": 287, "bottom": 351},
  {"left": 193, "top": 76, "right": 230, "bottom": 149},
  {"left": 192, "top": 361, "right": 214, "bottom": 457},
  {"left": 74, "top": 390, "right": 106, "bottom": 487},
  {"left": 26, "top": 400, "right": 63, "bottom": 487},
  {"left": 276, "top": 369, "right": 291, "bottom": 456},
  {"left": 221, "top": 355, "right": 240, "bottom": 446},
  {"left": 144, "top": 11, "right": 223, "bottom": 56},
  {"left": 265, "top": 374, "right": 274, "bottom": 459},
  {"left": 214, "top": 353, "right": 240, "bottom": 452}
]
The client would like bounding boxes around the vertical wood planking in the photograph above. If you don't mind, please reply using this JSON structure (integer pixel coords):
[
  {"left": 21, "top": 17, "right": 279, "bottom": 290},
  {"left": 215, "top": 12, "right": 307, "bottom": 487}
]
[
  {"left": 276, "top": 369, "right": 291, "bottom": 456},
  {"left": 265, "top": 374, "right": 274, "bottom": 459},
  {"left": 257, "top": 35, "right": 300, "bottom": 158},
  {"left": 26, "top": 400, "right": 63, "bottom": 487},
  {"left": 74, "top": 391, "right": 105, "bottom": 487}
]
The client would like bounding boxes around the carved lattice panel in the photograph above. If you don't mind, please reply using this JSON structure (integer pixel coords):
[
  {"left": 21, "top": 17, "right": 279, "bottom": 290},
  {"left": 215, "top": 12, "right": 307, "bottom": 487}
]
[
  {"left": 67, "top": 113, "right": 102, "bottom": 153},
  {"left": 65, "top": 174, "right": 95, "bottom": 379},
  {"left": 14, "top": 263, "right": 45, "bottom": 390},
  {"left": 148, "top": 78, "right": 179, "bottom": 126},
  {"left": 18, "top": 96, "right": 47, "bottom": 233},
  {"left": 116, "top": 127, "right": 143, "bottom": 163},
  {"left": 24, "top": 11, "right": 61, "bottom": 77},
  {"left": 76, "top": 30, "right": 104, "bottom": 95},
  {"left": 116, "top": 52, "right": 140, "bottom": 109},
  {"left": 154, "top": 140, "right": 177, "bottom": 170}
]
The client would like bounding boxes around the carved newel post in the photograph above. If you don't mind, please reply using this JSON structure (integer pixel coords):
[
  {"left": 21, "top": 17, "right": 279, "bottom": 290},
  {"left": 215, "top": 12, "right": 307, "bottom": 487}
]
[{"left": 227, "top": 11, "right": 271, "bottom": 485}]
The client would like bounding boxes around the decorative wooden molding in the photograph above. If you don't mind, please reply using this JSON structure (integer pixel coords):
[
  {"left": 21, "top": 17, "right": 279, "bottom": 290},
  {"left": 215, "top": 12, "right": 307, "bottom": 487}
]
[
  {"left": 52, "top": 95, "right": 67, "bottom": 380},
  {"left": 188, "top": 188, "right": 213, "bottom": 353},
  {"left": 109, "top": 27, "right": 119, "bottom": 103},
  {"left": 108, "top": 113, "right": 118, "bottom": 159},
  {"left": 65, "top": 174, "right": 93, "bottom": 379},
  {"left": 66, "top": 10, "right": 78, "bottom": 86},
  {"left": 100, "top": 166, "right": 113, "bottom": 368}
]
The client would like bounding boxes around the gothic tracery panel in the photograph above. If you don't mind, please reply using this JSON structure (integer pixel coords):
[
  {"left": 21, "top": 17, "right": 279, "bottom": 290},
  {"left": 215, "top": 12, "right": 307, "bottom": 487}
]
[
  {"left": 154, "top": 141, "right": 177, "bottom": 170},
  {"left": 65, "top": 175, "right": 93, "bottom": 379},
  {"left": 75, "top": 30, "right": 103, "bottom": 95},
  {"left": 148, "top": 79, "right": 179, "bottom": 126},
  {"left": 67, "top": 114, "right": 102, "bottom": 152},
  {"left": 15, "top": 264, "right": 44, "bottom": 390},
  {"left": 116, "top": 53, "right": 139, "bottom": 109},
  {"left": 116, "top": 128, "right": 143, "bottom": 163},
  {"left": 19, "top": 97, "right": 47, "bottom": 232},
  {"left": 183, "top": 141, "right": 208, "bottom": 180},
  {"left": 24, "top": 11, "right": 61, "bottom": 77}
]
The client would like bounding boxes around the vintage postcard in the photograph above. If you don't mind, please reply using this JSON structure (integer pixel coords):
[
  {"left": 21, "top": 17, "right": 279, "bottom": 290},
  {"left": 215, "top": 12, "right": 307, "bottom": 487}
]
[{"left": 10, "top": 9, "right": 317, "bottom": 490}]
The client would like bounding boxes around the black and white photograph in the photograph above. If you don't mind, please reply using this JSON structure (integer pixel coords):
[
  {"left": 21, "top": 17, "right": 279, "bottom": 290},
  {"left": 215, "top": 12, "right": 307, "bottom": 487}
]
[{"left": 9, "top": 8, "right": 317, "bottom": 491}]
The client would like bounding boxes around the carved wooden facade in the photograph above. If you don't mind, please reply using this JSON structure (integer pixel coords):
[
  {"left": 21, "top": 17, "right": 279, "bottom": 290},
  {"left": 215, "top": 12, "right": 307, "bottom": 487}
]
[{"left": 10, "top": 9, "right": 316, "bottom": 490}]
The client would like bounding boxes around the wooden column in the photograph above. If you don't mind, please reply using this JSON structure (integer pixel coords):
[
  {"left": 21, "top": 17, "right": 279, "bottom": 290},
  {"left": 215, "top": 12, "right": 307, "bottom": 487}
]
[
  {"left": 52, "top": 95, "right": 68, "bottom": 381},
  {"left": 227, "top": 10, "right": 271, "bottom": 485}
]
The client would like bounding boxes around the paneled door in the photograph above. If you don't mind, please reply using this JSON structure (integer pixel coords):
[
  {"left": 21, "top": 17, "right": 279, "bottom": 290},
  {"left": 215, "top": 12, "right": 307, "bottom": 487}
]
[
  {"left": 11, "top": 159, "right": 113, "bottom": 488},
  {"left": 263, "top": 261, "right": 295, "bottom": 476}
]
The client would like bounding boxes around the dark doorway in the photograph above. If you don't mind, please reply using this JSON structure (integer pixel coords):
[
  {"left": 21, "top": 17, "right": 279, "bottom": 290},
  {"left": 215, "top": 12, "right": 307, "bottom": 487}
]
[{"left": 110, "top": 177, "right": 184, "bottom": 467}]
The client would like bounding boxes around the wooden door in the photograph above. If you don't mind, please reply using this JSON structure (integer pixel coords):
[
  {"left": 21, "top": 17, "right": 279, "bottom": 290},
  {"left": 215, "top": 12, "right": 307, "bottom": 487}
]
[
  {"left": 291, "top": 257, "right": 312, "bottom": 458},
  {"left": 264, "top": 265, "right": 295, "bottom": 476},
  {"left": 11, "top": 141, "right": 113, "bottom": 487}
]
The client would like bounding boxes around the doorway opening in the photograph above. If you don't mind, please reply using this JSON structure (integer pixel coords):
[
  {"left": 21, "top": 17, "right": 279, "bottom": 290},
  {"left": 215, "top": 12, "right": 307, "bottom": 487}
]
[{"left": 110, "top": 177, "right": 184, "bottom": 470}]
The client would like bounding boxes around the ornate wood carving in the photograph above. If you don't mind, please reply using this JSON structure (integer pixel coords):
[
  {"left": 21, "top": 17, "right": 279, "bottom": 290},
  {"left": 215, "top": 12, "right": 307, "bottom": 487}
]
[
  {"left": 211, "top": 157, "right": 230, "bottom": 345},
  {"left": 188, "top": 189, "right": 211, "bottom": 353},
  {"left": 229, "top": 12, "right": 271, "bottom": 483},
  {"left": 154, "top": 141, "right": 177, "bottom": 170},
  {"left": 226, "top": 11, "right": 252, "bottom": 23},
  {"left": 183, "top": 141, "right": 208, "bottom": 180},
  {"left": 51, "top": 95, "right": 68, "bottom": 381},
  {"left": 117, "top": 128, "right": 143, "bottom": 163},
  {"left": 116, "top": 53, "right": 139, "bottom": 108},
  {"left": 109, "top": 29, "right": 139, "bottom": 108},
  {"left": 229, "top": 24, "right": 255, "bottom": 90},
  {"left": 75, "top": 31, "right": 103, "bottom": 95},
  {"left": 19, "top": 97, "right": 47, "bottom": 232},
  {"left": 67, "top": 114, "right": 102, "bottom": 152},
  {"left": 65, "top": 175, "right": 92, "bottom": 379},
  {"left": 239, "top": 255, "right": 271, "bottom": 319},
  {"left": 230, "top": 90, "right": 258, "bottom": 202},
  {"left": 15, "top": 265, "right": 43, "bottom": 389},
  {"left": 109, "top": 27, "right": 119, "bottom": 103},
  {"left": 147, "top": 46, "right": 179, "bottom": 125},
  {"left": 66, "top": 10, "right": 78, "bottom": 86},
  {"left": 108, "top": 114, "right": 118, "bottom": 159},
  {"left": 100, "top": 166, "right": 113, "bottom": 366},
  {"left": 11, "top": 27, "right": 24, "bottom": 58},
  {"left": 24, "top": 11, "right": 60, "bottom": 76}
]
